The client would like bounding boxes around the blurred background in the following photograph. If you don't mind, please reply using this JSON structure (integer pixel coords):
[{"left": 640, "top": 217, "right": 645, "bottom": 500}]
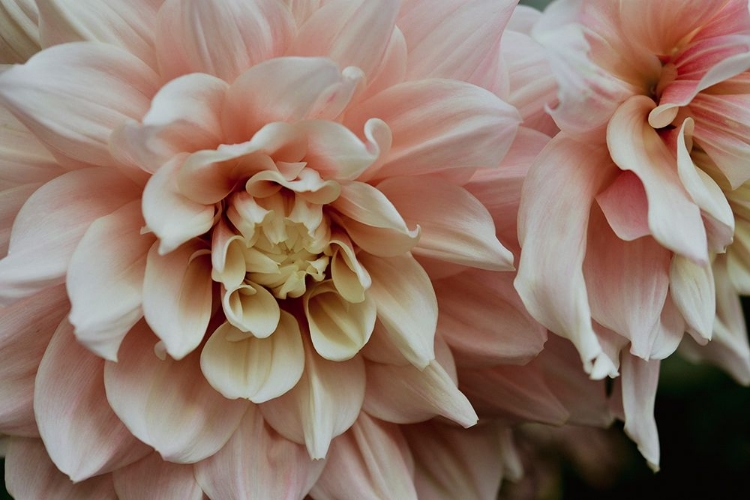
[{"left": 2, "top": 0, "right": 750, "bottom": 498}]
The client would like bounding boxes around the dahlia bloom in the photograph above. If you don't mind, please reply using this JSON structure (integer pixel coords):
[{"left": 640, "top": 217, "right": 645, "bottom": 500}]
[
  {"left": 0, "top": 0, "right": 551, "bottom": 497},
  {"left": 516, "top": 0, "right": 750, "bottom": 468}
]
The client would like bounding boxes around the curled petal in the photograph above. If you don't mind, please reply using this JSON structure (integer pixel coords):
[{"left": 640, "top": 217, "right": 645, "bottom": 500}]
[
  {"left": 201, "top": 313, "right": 304, "bottom": 403},
  {"left": 222, "top": 283, "right": 280, "bottom": 338},
  {"left": 211, "top": 218, "right": 246, "bottom": 290},
  {"left": 328, "top": 231, "right": 371, "bottom": 303}
]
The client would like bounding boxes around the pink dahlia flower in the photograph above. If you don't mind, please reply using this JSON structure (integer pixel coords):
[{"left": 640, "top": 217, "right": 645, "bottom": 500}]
[
  {"left": 515, "top": 0, "right": 750, "bottom": 469},
  {"left": 0, "top": 0, "right": 549, "bottom": 497}
]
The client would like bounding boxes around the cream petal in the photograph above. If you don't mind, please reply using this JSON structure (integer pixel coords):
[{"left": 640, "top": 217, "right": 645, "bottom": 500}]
[
  {"left": 0, "top": 167, "right": 139, "bottom": 304},
  {"left": 141, "top": 154, "right": 215, "bottom": 254},
  {"left": 142, "top": 240, "right": 212, "bottom": 359},
  {"left": 305, "top": 281, "right": 376, "bottom": 361},
  {"left": 201, "top": 314, "right": 304, "bottom": 403},
  {"left": 5, "top": 437, "right": 117, "bottom": 500},
  {"left": 0, "top": 285, "right": 66, "bottom": 437},
  {"left": 669, "top": 255, "right": 715, "bottom": 341},
  {"left": 620, "top": 354, "right": 661, "bottom": 472},
  {"left": 35, "top": 319, "right": 150, "bottom": 481},
  {"left": 222, "top": 283, "right": 280, "bottom": 338},
  {"left": 260, "top": 338, "right": 366, "bottom": 459},
  {"left": 104, "top": 323, "right": 250, "bottom": 463},
  {"left": 378, "top": 176, "right": 514, "bottom": 271},
  {"left": 328, "top": 231, "right": 371, "bottom": 303},
  {"left": 211, "top": 218, "right": 246, "bottom": 290},
  {"left": 113, "top": 452, "right": 203, "bottom": 500},
  {"left": 36, "top": 0, "right": 162, "bottom": 69},
  {"left": 246, "top": 167, "right": 341, "bottom": 205},
  {"left": 311, "top": 413, "right": 417, "bottom": 500},
  {"left": 358, "top": 252, "right": 437, "bottom": 369},
  {"left": 0, "top": 42, "right": 158, "bottom": 169},
  {"left": 156, "top": 0, "right": 294, "bottom": 82},
  {"left": 195, "top": 405, "right": 325, "bottom": 500},
  {"left": 0, "top": 0, "right": 40, "bottom": 63},
  {"left": 67, "top": 200, "right": 155, "bottom": 361}
]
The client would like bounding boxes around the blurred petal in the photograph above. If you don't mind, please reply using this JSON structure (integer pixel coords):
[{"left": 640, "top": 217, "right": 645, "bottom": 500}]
[
  {"left": 113, "top": 452, "right": 203, "bottom": 500},
  {"left": 0, "top": 0, "right": 40, "bottom": 63}
]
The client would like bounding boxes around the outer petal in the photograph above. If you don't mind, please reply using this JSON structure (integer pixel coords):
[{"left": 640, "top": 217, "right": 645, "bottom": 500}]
[
  {"left": 260, "top": 338, "right": 366, "bottom": 459},
  {"left": 156, "top": 0, "right": 295, "bottom": 82},
  {"left": 0, "top": 285, "right": 67, "bottom": 436},
  {"left": 0, "top": 42, "right": 158, "bottom": 169},
  {"left": 515, "top": 137, "right": 615, "bottom": 374},
  {"left": 5, "top": 437, "right": 116, "bottom": 500},
  {"left": 35, "top": 319, "right": 150, "bottom": 481},
  {"left": 195, "top": 405, "right": 325, "bottom": 500},
  {"left": 103, "top": 323, "right": 250, "bottom": 463},
  {"left": 359, "top": 252, "right": 437, "bottom": 369},
  {"left": 311, "top": 413, "right": 417, "bottom": 500},
  {"left": 346, "top": 79, "right": 520, "bottom": 181},
  {"left": 36, "top": 0, "right": 163, "bottom": 69},
  {"left": 142, "top": 240, "right": 212, "bottom": 360},
  {"left": 0, "top": 0, "right": 40, "bottom": 63},
  {"left": 620, "top": 354, "right": 661, "bottom": 471},
  {"left": 669, "top": 255, "right": 715, "bottom": 341},
  {"left": 67, "top": 200, "right": 155, "bottom": 361},
  {"left": 0, "top": 167, "right": 139, "bottom": 304},
  {"left": 607, "top": 96, "right": 708, "bottom": 263},
  {"left": 113, "top": 452, "right": 203, "bottom": 500},
  {"left": 200, "top": 313, "right": 304, "bottom": 403}
]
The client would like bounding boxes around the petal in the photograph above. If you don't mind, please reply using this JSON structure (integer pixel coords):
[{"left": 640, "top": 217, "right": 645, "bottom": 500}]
[
  {"left": 200, "top": 313, "right": 304, "bottom": 403},
  {"left": 156, "top": 0, "right": 295, "bottom": 82},
  {"left": 648, "top": 293, "right": 686, "bottom": 360},
  {"left": 260, "top": 338, "right": 366, "bottom": 459},
  {"left": 607, "top": 95, "right": 708, "bottom": 263},
  {"left": 515, "top": 137, "right": 615, "bottom": 373},
  {"left": 35, "top": 319, "right": 150, "bottom": 481},
  {"left": 399, "top": 0, "right": 515, "bottom": 94},
  {"left": 0, "top": 285, "right": 67, "bottom": 436},
  {"left": 305, "top": 281, "right": 376, "bottom": 361},
  {"left": 222, "top": 283, "right": 281, "bottom": 338},
  {"left": 328, "top": 231, "right": 371, "bottom": 303},
  {"left": 311, "top": 413, "right": 417, "bottom": 500},
  {"left": 378, "top": 176, "right": 514, "bottom": 271},
  {"left": 346, "top": 79, "right": 520, "bottom": 181},
  {"left": 289, "top": 0, "right": 400, "bottom": 81},
  {"left": 195, "top": 405, "right": 325, "bottom": 500},
  {"left": 669, "top": 255, "right": 715, "bottom": 341},
  {"left": 104, "top": 323, "right": 250, "bottom": 463},
  {"left": 596, "top": 171, "right": 651, "bottom": 241},
  {"left": 434, "top": 269, "right": 546, "bottom": 368},
  {"left": 142, "top": 240, "right": 212, "bottom": 359},
  {"left": 5, "top": 437, "right": 117, "bottom": 500},
  {"left": 142, "top": 154, "right": 215, "bottom": 254},
  {"left": 620, "top": 354, "right": 661, "bottom": 471},
  {"left": 113, "top": 452, "right": 203, "bottom": 500},
  {"left": 0, "top": 42, "right": 158, "bottom": 168},
  {"left": 67, "top": 200, "right": 155, "bottom": 361},
  {"left": 363, "top": 335, "right": 477, "bottom": 427},
  {"left": 36, "top": 0, "right": 162, "bottom": 69},
  {"left": 0, "top": 183, "right": 39, "bottom": 257},
  {"left": 0, "top": 0, "right": 40, "bottom": 63},
  {"left": 358, "top": 252, "right": 437, "bottom": 369},
  {"left": 0, "top": 167, "right": 139, "bottom": 304}
]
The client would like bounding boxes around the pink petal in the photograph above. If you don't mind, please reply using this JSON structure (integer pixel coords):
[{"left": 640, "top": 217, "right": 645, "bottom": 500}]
[
  {"left": 111, "top": 72, "right": 228, "bottom": 173},
  {"left": 141, "top": 154, "right": 215, "bottom": 254},
  {"left": 596, "top": 171, "right": 651, "bottom": 241},
  {"left": 142, "top": 240, "right": 212, "bottom": 359},
  {"left": 5, "top": 437, "right": 117, "bottom": 500},
  {"left": 0, "top": 286, "right": 67, "bottom": 436},
  {"left": 358, "top": 252, "right": 437, "bottom": 369},
  {"left": 0, "top": 184, "right": 40, "bottom": 257},
  {"left": 607, "top": 95, "right": 708, "bottom": 263},
  {"left": 404, "top": 420, "right": 508, "bottom": 500},
  {"left": 583, "top": 207, "right": 671, "bottom": 358},
  {"left": 515, "top": 137, "right": 615, "bottom": 373},
  {"left": 200, "top": 313, "right": 304, "bottom": 403},
  {"left": 113, "top": 452, "right": 204, "bottom": 500},
  {"left": 156, "top": 0, "right": 294, "bottom": 82},
  {"left": 36, "top": 0, "right": 162, "bottom": 69},
  {"left": 648, "top": 293, "right": 686, "bottom": 360},
  {"left": 311, "top": 413, "right": 417, "bottom": 500},
  {"left": 195, "top": 405, "right": 325, "bottom": 500},
  {"left": 0, "top": 42, "right": 158, "bottom": 169},
  {"left": 620, "top": 354, "right": 661, "bottom": 471},
  {"left": 0, "top": 106, "right": 61, "bottom": 190},
  {"left": 0, "top": 167, "right": 140, "bottom": 304},
  {"left": 35, "top": 319, "right": 150, "bottom": 481},
  {"left": 378, "top": 176, "right": 514, "bottom": 271},
  {"left": 103, "top": 322, "right": 249, "bottom": 463},
  {"left": 260, "top": 338, "right": 366, "bottom": 459},
  {"left": 399, "top": 0, "right": 515, "bottom": 94},
  {"left": 289, "top": 0, "right": 400, "bottom": 81},
  {"left": 0, "top": 0, "right": 40, "bottom": 63},
  {"left": 67, "top": 200, "right": 155, "bottom": 361},
  {"left": 346, "top": 79, "right": 520, "bottom": 181},
  {"left": 669, "top": 255, "right": 715, "bottom": 341},
  {"left": 363, "top": 335, "right": 477, "bottom": 427}
]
